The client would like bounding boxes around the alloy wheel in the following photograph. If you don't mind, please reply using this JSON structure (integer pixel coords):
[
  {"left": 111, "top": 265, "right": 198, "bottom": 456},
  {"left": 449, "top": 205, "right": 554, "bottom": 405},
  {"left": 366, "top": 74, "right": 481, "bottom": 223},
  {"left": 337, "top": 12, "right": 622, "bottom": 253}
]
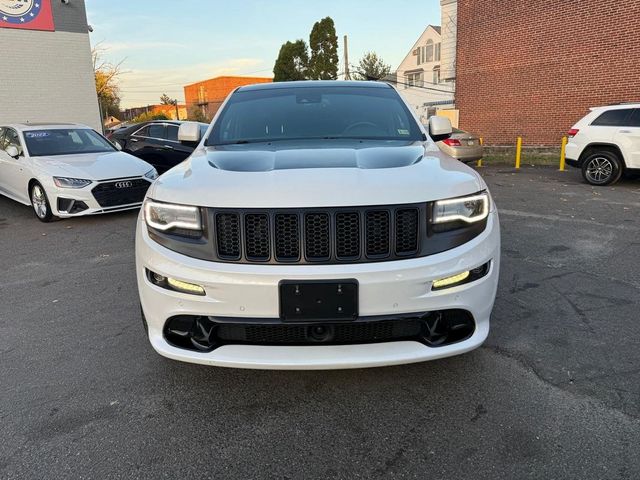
[
  {"left": 585, "top": 157, "right": 613, "bottom": 183},
  {"left": 31, "top": 185, "right": 48, "bottom": 219}
]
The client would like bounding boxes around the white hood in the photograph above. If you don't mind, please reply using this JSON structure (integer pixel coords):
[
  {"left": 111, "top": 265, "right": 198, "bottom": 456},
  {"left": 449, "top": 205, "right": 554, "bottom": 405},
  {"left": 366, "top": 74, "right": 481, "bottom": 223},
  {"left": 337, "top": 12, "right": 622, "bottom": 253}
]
[
  {"left": 150, "top": 141, "right": 485, "bottom": 208},
  {"left": 32, "top": 151, "right": 152, "bottom": 181}
]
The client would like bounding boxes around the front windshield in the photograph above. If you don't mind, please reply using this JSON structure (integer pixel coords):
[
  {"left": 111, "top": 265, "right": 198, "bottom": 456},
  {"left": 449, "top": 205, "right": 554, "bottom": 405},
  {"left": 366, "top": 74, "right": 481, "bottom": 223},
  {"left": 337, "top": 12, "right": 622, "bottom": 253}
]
[
  {"left": 24, "top": 129, "right": 116, "bottom": 157},
  {"left": 207, "top": 85, "right": 423, "bottom": 145}
]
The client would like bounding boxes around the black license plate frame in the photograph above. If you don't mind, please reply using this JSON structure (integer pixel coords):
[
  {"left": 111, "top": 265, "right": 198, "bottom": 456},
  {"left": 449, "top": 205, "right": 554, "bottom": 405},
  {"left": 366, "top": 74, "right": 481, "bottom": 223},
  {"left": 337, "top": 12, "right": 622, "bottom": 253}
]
[{"left": 279, "top": 279, "right": 359, "bottom": 322}]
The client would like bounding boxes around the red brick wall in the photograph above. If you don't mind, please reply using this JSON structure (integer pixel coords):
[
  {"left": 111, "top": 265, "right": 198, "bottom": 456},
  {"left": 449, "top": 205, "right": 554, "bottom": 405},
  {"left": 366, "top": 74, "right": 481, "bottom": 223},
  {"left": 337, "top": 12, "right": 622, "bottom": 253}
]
[
  {"left": 456, "top": 0, "right": 640, "bottom": 146},
  {"left": 184, "top": 76, "right": 272, "bottom": 119}
]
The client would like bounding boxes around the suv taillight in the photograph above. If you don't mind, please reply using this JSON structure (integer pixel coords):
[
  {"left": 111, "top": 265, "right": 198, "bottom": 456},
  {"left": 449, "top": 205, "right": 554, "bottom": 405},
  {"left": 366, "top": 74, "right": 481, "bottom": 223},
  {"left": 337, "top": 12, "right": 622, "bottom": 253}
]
[
  {"left": 442, "top": 138, "right": 462, "bottom": 146},
  {"left": 567, "top": 128, "right": 579, "bottom": 138}
]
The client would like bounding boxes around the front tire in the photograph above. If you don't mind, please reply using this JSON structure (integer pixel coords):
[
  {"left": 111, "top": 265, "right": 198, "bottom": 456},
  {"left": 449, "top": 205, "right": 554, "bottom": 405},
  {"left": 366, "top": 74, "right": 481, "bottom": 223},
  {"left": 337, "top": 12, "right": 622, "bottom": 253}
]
[
  {"left": 581, "top": 151, "right": 623, "bottom": 186},
  {"left": 30, "top": 182, "right": 55, "bottom": 222}
]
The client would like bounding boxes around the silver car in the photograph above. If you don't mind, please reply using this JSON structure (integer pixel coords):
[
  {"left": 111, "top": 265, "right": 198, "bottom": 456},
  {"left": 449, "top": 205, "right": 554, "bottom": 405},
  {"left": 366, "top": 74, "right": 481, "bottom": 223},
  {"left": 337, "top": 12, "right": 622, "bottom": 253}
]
[{"left": 437, "top": 128, "right": 483, "bottom": 163}]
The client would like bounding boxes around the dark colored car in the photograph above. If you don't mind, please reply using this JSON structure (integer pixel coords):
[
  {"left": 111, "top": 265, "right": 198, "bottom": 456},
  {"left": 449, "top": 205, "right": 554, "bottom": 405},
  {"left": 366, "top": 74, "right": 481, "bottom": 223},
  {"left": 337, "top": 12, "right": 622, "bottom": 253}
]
[{"left": 107, "top": 121, "right": 208, "bottom": 173}]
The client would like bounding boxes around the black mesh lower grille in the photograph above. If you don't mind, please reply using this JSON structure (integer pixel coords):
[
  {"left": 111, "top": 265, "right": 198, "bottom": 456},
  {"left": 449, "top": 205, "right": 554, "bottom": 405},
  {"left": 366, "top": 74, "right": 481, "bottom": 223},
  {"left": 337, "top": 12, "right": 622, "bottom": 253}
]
[
  {"left": 216, "top": 319, "right": 423, "bottom": 345},
  {"left": 91, "top": 179, "right": 149, "bottom": 208}
]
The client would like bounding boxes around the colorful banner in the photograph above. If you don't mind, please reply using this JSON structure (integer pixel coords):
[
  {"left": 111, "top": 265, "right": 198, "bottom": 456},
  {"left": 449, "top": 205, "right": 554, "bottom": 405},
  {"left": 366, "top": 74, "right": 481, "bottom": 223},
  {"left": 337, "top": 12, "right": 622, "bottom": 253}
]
[{"left": 0, "top": 1, "right": 54, "bottom": 31}]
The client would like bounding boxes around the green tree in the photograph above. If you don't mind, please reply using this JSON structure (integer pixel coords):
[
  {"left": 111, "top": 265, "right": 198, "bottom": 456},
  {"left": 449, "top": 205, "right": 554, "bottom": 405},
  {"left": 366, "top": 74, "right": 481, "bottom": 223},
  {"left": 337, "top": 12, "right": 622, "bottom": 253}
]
[
  {"left": 273, "top": 40, "right": 309, "bottom": 82},
  {"left": 160, "top": 93, "right": 177, "bottom": 105},
  {"left": 354, "top": 51, "right": 391, "bottom": 81},
  {"left": 132, "top": 111, "right": 170, "bottom": 123},
  {"left": 308, "top": 17, "right": 339, "bottom": 80},
  {"left": 187, "top": 106, "right": 210, "bottom": 123}
]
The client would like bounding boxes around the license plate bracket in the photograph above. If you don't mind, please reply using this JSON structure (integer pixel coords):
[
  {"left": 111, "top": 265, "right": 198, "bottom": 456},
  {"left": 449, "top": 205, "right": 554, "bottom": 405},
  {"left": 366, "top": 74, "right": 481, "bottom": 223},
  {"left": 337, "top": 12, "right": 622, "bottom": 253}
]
[{"left": 279, "top": 280, "right": 358, "bottom": 322}]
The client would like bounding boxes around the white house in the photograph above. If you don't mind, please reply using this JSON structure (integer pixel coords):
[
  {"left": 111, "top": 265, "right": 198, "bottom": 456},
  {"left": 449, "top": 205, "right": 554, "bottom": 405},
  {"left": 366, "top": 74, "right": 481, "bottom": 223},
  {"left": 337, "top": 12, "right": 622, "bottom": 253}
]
[{"left": 395, "top": 17, "right": 456, "bottom": 124}]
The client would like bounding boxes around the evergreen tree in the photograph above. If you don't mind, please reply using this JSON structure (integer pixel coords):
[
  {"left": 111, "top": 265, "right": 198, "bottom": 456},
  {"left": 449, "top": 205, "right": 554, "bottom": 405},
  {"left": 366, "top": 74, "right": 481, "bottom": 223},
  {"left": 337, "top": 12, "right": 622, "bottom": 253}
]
[
  {"left": 308, "top": 17, "right": 339, "bottom": 80},
  {"left": 273, "top": 40, "right": 309, "bottom": 82},
  {"left": 354, "top": 52, "right": 391, "bottom": 81}
]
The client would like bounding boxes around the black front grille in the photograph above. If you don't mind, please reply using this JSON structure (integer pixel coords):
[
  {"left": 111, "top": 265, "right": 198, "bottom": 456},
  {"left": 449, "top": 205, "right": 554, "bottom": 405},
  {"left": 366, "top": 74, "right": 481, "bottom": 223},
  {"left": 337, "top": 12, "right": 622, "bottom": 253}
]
[
  {"left": 210, "top": 205, "right": 423, "bottom": 265},
  {"left": 91, "top": 179, "right": 150, "bottom": 208},
  {"left": 216, "top": 213, "right": 241, "bottom": 259}
]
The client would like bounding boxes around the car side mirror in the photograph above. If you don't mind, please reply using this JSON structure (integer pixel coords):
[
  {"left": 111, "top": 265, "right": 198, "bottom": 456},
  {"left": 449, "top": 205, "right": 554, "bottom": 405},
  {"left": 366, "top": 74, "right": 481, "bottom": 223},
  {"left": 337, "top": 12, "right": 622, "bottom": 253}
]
[
  {"left": 178, "top": 122, "right": 201, "bottom": 143},
  {"left": 5, "top": 145, "right": 20, "bottom": 159},
  {"left": 428, "top": 116, "right": 453, "bottom": 142},
  {"left": 112, "top": 140, "right": 122, "bottom": 151}
]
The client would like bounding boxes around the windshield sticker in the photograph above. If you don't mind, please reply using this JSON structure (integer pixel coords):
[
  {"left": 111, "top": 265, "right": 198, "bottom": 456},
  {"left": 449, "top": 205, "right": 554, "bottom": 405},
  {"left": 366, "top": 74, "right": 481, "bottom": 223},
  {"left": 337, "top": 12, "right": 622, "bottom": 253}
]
[
  {"left": 25, "top": 132, "right": 50, "bottom": 138},
  {"left": 397, "top": 129, "right": 410, "bottom": 135}
]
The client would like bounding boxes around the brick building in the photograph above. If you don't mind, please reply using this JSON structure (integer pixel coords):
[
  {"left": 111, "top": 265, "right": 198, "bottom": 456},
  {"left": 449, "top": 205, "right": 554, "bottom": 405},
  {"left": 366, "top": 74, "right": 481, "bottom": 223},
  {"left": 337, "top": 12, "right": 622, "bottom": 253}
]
[
  {"left": 0, "top": 0, "right": 100, "bottom": 130},
  {"left": 184, "top": 76, "right": 272, "bottom": 120},
  {"left": 455, "top": 0, "right": 640, "bottom": 146}
]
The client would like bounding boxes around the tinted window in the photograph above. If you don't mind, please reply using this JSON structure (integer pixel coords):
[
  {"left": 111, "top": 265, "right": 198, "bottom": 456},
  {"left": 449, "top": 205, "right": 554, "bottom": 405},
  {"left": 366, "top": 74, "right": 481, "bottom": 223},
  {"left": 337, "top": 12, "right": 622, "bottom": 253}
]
[
  {"left": 24, "top": 129, "right": 115, "bottom": 156},
  {"left": 208, "top": 86, "right": 422, "bottom": 145},
  {"left": 629, "top": 109, "right": 640, "bottom": 127},
  {"left": 147, "top": 124, "right": 166, "bottom": 139},
  {"left": 591, "top": 109, "right": 633, "bottom": 127},
  {"left": 166, "top": 125, "right": 179, "bottom": 141}
]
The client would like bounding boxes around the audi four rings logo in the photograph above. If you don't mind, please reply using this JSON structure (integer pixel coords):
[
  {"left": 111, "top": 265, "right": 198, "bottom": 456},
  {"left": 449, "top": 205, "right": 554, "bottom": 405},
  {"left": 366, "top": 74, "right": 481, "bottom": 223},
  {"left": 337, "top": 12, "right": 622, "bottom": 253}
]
[{"left": 115, "top": 181, "right": 133, "bottom": 189}]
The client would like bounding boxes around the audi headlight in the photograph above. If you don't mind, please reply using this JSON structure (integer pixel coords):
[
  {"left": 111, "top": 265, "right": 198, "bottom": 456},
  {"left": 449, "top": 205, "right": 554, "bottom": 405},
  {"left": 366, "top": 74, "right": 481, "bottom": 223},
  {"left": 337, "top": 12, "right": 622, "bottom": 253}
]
[
  {"left": 53, "top": 177, "right": 92, "bottom": 189},
  {"left": 144, "top": 199, "right": 201, "bottom": 232},
  {"left": 432, "top": 192, "right": 489, "bottom": 231},
  {"left": 144, "top": 168, "right": 159, "bottom": 180}
]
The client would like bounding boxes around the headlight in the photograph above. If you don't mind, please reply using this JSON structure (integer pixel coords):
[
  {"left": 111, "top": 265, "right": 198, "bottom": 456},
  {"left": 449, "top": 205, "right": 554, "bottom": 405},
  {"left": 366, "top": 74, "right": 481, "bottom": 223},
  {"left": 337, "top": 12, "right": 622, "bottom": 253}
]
[
  {"left": 144, "top": 199, "right": 201, "bottom": 231},
  {"left": 432, "top": 192, "right": 489, "bottom": 229},
  {"left": 53, "top": 177, "right": 92, "bottom": 188},
  {"left": 144, "top": 168, "right": 159, "bottom": 180}
]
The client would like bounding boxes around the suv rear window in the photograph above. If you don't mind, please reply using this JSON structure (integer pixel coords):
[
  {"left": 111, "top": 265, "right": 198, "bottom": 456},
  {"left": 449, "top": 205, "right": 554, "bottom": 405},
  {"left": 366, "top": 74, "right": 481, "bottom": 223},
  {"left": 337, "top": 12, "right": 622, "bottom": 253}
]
[{"left": 591, "top": 109, "right": 633, "bottom": 127}]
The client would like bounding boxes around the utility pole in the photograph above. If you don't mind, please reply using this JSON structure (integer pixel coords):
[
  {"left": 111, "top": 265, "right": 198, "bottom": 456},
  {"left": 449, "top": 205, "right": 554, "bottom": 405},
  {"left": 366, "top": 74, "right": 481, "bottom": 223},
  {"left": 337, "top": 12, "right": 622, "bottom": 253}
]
[
  {"left": 343, "top": 35, "right": 351, "bottom": 80},
  {"left": 174, "top": 99, "right": 179, "bottom": 120}
]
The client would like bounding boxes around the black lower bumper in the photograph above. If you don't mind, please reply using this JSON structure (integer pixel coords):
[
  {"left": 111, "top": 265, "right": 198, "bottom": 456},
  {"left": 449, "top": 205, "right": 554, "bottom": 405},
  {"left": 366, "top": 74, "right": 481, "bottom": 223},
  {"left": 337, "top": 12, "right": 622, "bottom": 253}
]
[
  {"left": 162, "top": 310, "right": 476, "bottom": 353},
  {"left": 565, "top": 158, "right": 580, "bottom": 168}
]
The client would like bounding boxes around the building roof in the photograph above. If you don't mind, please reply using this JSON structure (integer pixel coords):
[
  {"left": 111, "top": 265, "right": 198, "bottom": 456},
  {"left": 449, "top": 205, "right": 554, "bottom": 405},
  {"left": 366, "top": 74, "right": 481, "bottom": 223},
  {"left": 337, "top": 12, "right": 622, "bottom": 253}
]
[{"left": 183, "top": 75, "right": 273, "bottom": 88}]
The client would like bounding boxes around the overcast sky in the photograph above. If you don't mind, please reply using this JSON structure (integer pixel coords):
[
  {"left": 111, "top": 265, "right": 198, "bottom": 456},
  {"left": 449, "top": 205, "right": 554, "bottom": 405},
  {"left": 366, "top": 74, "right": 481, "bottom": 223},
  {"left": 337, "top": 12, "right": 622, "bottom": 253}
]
[{"left": 86, "top": 0, "right": 441, "bottom": 108}]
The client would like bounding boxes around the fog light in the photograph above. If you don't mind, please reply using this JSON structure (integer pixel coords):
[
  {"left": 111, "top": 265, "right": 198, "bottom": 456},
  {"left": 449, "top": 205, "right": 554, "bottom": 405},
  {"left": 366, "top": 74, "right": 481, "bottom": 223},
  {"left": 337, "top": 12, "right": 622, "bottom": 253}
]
[
  {"left": 431, "top": 261, "right": 492, "bottom": 291},
  {"left": 432, "top": 271, "right": 470, "bottom": 289},
  {"left": 167, "top": 277, "right": 205, "bottom": 296},
  {"left": 147, "top": 269, "right": 205, "bottom": 296}
]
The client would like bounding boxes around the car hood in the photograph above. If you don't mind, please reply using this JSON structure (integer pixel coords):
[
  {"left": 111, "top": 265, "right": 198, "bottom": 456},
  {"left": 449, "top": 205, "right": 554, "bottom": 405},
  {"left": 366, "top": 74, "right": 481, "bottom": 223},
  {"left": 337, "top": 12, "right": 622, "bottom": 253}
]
[
  {"left": 150, "top": 140, "right": 486, "bottom": 208},
  {"left": 32, "top": 151, "right": 152, "bottom": 181}
]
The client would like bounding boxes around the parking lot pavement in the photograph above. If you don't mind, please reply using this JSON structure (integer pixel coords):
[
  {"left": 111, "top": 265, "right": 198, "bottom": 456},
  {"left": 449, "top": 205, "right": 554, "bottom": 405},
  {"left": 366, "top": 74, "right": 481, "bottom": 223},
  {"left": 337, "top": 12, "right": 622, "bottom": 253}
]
[{"left": 1, "top": 165, "right": 639, "bottom": 479}]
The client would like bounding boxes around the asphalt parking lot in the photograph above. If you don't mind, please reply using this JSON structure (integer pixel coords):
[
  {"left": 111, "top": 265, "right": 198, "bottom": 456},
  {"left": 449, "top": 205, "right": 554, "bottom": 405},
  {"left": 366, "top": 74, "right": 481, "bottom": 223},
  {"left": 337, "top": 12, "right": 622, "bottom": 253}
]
[{"left": 1, "top": 165, "right": 639, "bottom": 479}]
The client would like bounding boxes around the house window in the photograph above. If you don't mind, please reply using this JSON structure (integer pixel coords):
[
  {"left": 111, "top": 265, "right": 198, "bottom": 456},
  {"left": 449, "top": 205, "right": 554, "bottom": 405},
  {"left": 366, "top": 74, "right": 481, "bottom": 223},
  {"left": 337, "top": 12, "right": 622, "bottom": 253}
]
[
  {"left": 406, "top": 71, "right": 424, "bottom": 88},
  {"left": 433, "top": 66, "right": 440, "bottom": 84},
  {"left": 435, "top": 42, "right": 441, "bottom": 62},
  {"left": 425, "top": 39, "right": 434, "bottom": 63}
]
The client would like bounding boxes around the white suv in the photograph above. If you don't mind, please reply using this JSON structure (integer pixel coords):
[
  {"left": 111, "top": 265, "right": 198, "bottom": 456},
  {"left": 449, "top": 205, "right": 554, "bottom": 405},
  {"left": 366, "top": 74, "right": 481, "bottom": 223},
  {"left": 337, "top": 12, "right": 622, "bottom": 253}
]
[
  {"left": 566, "top": 103, "right": 640, "bottom": 185},
  {"left": 135, "top": 81, "right": 500, "bottom": 370}
]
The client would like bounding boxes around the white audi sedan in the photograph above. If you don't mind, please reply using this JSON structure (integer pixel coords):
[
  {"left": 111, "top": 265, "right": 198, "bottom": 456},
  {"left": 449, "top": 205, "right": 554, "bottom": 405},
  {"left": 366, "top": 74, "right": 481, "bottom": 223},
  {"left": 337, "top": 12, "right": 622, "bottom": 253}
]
[
  {"left": 0, "top": 123, "right": 158, "bottom": 222},
  {"left": 136, "top": 81, "right": 501, "bottom": 370}
]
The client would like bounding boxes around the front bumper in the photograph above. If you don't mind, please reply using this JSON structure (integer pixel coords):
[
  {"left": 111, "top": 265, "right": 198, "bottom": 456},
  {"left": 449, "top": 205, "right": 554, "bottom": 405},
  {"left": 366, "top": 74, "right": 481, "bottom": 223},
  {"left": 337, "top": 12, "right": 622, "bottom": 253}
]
[
  {"left": 46, "top": 177, "right": 151, "bottom": 218},
  {"left": 136, "top": 211, "right": 500, "bottom": 369}
]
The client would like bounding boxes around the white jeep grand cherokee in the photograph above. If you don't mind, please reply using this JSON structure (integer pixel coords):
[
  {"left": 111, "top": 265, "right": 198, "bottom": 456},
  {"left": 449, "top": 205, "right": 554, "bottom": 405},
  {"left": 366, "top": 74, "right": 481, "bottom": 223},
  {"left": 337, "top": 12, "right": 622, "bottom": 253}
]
[{"left": 135, "top": 81, "right": 500, "bottom": 370}]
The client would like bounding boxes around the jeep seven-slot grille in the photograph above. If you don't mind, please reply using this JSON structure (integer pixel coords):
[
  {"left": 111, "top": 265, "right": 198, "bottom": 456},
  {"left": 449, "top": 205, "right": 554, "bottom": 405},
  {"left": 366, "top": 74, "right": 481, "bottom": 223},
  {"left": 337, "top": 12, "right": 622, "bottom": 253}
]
[{"left": 210, "top": 205, "right": 422, "bottom": 264}]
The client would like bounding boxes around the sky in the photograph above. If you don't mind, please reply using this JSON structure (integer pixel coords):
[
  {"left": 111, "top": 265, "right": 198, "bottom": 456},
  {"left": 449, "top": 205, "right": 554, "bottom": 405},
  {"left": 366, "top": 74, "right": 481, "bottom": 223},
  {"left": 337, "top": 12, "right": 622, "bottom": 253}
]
[{"left": 85, "top": 0, "right": 441, "bottom": 108}]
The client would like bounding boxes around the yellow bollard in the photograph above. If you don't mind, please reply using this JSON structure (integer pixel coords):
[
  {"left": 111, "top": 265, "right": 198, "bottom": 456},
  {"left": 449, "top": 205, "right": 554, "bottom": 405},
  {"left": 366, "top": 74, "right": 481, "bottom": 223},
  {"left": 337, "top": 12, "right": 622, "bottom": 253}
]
[
  {"left": 515, "top": 137, "right": 522, "bottom": 169},
  {"left": 476, "top": 138, "right": 483, "bottom": 167},
  {"left": 559, "top": 136, "right": 567, "bottom": 171}
]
